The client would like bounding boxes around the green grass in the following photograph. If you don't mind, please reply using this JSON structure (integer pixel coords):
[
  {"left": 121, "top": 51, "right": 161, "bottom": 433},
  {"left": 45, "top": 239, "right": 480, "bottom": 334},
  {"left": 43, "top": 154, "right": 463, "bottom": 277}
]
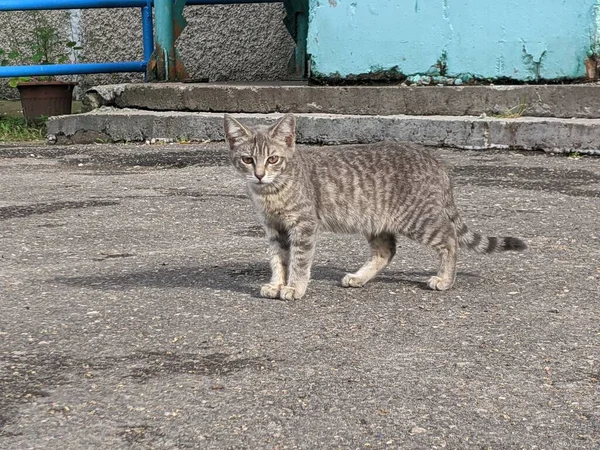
[
  {"left": 0, "top": 115, "right": 47, "bottom": 141},
  {"left": 492, "top": 99, "right": 528, "bottom": 119}
]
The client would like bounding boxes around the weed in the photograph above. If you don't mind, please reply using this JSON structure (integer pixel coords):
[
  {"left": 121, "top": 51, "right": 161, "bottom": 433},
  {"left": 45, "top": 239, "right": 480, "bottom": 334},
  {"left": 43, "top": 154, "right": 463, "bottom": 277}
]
[
  {"left": 0, "top": 115, "right": 46, "bottom": 141},
  {"left": 436, "top": 50, "right": 448, "bottom": 76},
  {"left": 492, "top": 99, "right": 528, "bottom": 119},
  {"left": 0, "top": 12, "right": 82, "bottom": 87}
]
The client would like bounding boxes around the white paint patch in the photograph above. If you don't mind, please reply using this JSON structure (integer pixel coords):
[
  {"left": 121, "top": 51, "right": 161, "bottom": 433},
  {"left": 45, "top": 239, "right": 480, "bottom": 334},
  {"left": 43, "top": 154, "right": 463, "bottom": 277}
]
[
  {"left": 306, "top": 102, "right": 323, "bottom": 110},
  {"left": 69, "top": 9, "right": 83, "bottom": 63}
]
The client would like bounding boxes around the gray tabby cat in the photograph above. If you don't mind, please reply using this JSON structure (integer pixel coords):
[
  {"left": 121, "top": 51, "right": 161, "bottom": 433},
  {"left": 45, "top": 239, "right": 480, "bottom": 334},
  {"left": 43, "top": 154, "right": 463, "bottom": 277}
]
[{"left": 224, "top": 113, "right": 526, "bottom": 300}]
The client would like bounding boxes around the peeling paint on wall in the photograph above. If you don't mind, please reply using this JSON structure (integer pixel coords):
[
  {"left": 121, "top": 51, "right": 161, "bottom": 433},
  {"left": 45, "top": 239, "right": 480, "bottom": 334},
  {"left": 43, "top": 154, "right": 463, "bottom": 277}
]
[
  {"left": 521, "top": 45, "right": 547, "bottom": 81},
  {"left": 495, "top": 55, "right": 505, "bottom": 76},
  {"left": 586, "top": 1, "right": 600, "bottom": 79},
  {"left": 307, "top": 0, "right": 596, "bottom": 82},
  {"left": 594, "top": 1, "right": 600, "bottom": 46}
]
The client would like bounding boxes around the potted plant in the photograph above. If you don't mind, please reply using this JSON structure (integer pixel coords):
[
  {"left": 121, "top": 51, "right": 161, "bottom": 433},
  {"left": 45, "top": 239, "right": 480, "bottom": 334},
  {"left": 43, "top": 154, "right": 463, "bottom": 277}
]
[{"left": 0, "top": 14, "right": 82, "bottom": 122}]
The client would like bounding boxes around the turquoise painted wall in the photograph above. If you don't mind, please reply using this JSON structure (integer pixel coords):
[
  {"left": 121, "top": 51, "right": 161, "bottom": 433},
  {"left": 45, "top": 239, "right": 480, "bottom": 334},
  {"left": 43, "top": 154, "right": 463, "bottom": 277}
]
[{"left": 307, "top": 0, "right": 600, "bottom": 81}]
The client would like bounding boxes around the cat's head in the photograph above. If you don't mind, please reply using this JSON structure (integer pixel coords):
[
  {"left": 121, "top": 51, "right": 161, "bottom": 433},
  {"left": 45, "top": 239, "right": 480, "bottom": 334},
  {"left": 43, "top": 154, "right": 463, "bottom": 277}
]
[{"left": 223, "top": 114, "right": 296, "bottom": 186}]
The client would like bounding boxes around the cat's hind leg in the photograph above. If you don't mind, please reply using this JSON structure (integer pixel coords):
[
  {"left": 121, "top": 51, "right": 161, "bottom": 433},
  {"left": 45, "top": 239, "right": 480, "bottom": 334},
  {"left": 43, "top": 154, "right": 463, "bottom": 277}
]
[
  {"left": 342, "top": 233, "right": 396, "bottom": 288},
  {"left": 422, "top": 222, "right": 457, "bottom": 291},
  {"left": 260, "top": 227, "right": 290, "bottom": 299}
]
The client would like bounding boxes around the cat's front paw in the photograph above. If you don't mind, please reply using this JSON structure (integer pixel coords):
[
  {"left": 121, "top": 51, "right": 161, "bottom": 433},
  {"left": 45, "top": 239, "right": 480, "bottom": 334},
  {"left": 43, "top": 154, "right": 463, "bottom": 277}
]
[
  {"left": 260, "top": 283, "right": 282, "bottom": 299},
  {"left": 279, "top": 285, "right": 305, "bottom": 301},
  {"left": 427, "top": 276, "right": 453, "bottom": 291},
  {"left": 341, "top": 274, "right": 366, "bottom": 288}
]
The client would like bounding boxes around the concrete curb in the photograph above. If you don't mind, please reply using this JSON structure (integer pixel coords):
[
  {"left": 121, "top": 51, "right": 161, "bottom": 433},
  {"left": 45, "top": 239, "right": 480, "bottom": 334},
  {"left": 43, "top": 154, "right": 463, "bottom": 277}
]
[
  {"left": 48, "top": 108, "right": 600, "bottom": 154},
  {"left": 83, "top": 83, "right": 600, "bottom": 119}
]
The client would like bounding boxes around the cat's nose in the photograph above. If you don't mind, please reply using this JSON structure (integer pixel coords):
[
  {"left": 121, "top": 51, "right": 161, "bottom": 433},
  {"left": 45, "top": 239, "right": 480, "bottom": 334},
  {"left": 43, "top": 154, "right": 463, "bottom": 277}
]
[{"left": 255, "top": 173, "right": 264, "bottom": 181}]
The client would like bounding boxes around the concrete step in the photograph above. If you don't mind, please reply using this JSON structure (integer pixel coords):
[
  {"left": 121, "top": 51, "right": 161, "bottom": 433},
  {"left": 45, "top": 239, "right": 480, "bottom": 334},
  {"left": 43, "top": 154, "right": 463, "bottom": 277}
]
[
  {"left": 83, "top": 83, "right": 600, "bottom": 119},
  {"left": 48, "top": 108, "right": 600, "bottom": 155}
]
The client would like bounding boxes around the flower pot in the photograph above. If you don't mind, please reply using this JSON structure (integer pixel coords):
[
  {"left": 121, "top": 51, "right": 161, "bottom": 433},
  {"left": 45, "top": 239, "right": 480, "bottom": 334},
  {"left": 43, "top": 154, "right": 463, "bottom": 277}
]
[{"left": 17, "top": 81, "right": 77, "bottom": 122}]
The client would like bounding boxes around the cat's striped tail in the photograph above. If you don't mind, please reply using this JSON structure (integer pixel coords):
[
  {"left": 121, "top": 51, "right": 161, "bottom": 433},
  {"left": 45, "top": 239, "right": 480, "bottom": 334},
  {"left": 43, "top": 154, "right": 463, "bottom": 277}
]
[{"left": 450, "top": 210, "right": 527, "bottom": 254}]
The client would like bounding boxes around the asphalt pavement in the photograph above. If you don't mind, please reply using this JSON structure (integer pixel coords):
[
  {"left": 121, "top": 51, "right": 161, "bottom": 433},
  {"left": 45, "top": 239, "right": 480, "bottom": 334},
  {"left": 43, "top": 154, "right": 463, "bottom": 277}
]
[{"left": 0, "top": 142, "right": 598, "bottom": 449}]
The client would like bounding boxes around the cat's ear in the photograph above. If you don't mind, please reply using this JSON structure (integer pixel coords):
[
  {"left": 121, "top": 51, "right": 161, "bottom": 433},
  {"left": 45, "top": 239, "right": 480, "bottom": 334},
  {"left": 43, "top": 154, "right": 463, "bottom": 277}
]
[
  {"left": 224, "top": 114, "right": 252, "bottom": 149},
  {"left": 268, "top": 114, "right": 296, "bottom": 148}
]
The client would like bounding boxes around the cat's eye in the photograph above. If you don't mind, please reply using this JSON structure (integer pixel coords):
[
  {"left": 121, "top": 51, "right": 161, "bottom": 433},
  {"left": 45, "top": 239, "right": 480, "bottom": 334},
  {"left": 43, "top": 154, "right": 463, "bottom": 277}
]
[
  {"left": 241, "top": 156, "right": 254, "bottom": 165},
  {"left": 267, "top": 156, "right": 280, "bottom": 164}
]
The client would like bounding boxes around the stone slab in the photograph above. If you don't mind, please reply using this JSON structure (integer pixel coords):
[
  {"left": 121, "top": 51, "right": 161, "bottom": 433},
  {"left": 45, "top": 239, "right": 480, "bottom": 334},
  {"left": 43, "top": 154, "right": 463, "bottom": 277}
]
[
  {"left": 84, "top": 83, "right": 600, "bottom": 119},
  {"left": 48, "top": 108, "right": 600, "bottom": 155}
]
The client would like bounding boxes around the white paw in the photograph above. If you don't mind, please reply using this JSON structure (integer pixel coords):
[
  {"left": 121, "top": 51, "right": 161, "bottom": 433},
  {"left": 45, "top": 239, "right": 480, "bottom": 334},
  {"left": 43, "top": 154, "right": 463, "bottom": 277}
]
[
  {"left": 427, "top": 276, "right": 453, "bottom": 291},
  {"left": 341, "top": 274, "right": 366, "bottom": 288},
  {"left": 279, "top": 286, "right": 305, "bottom": 300},
  {"left": 260, "top": 284, "right": 281, "bottom": 299}
]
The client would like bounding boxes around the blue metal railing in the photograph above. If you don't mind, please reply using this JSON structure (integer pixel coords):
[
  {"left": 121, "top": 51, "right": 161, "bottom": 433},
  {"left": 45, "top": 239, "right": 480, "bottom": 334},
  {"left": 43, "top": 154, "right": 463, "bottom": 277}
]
[
  {"left": 0, "top": 0, "right": 281, "bottom": 79},
  {"left": 1, "top": 0, "right": 279, "bottom": 7}
]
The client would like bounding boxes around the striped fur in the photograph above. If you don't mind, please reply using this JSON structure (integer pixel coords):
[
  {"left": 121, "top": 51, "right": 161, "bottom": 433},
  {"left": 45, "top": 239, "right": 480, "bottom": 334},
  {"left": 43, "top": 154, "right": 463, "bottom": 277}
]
[{"left": 224, "top": 113, "right": 527, "bottom": 300}]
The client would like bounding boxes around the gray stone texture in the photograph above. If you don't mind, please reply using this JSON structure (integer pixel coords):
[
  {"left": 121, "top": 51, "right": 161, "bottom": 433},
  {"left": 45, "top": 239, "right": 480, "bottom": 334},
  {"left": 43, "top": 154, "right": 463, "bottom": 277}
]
[
  {"left": 83, "top": 83, "right": 600, "bottom": 119},
  {"left": 0, "top": 4, "right": 294, "bottom": 99},
  {"left": 177, "top": 4, "right": 294, "bottom": 82},
  {"left": 78, "top": 8, "right": 145, "bottom": 90},
  {"left": 47, "top": 108, "right": 600, "bottom": 155}
]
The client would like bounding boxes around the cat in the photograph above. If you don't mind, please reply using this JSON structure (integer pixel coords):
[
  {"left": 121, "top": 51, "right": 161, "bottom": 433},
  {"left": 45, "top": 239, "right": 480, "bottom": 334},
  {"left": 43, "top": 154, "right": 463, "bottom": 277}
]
[{"left": 223, "top": 113, "right": 526, "bottom": 300}]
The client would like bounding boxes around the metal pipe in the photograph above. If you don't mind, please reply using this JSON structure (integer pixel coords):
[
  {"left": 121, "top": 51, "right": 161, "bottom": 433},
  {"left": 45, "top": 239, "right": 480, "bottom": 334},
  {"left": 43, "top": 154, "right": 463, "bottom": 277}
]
[
  {"left": 141, "top": 5, "right": 154, "bottom": 62},
  {"left": 0, "top": 62, "right": 146, "bottom": 77},
  {"left": 154, "top": 0, "right": 174, "bottom": 79},
  {"left": 0, "top": 0, "right": 280, "bottom": 12},
  {"left": 187, "top": 0, "right": 280, "bottom": 3},
  {"left": 1, "top": 0, "right": 146, "bottom": 10}
]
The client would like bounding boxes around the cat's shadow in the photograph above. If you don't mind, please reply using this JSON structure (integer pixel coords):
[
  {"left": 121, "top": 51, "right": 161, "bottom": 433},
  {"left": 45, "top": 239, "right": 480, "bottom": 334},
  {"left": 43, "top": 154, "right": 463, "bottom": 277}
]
[{"left": 54, "top": 261, "right": 480, "bottom": 297}]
